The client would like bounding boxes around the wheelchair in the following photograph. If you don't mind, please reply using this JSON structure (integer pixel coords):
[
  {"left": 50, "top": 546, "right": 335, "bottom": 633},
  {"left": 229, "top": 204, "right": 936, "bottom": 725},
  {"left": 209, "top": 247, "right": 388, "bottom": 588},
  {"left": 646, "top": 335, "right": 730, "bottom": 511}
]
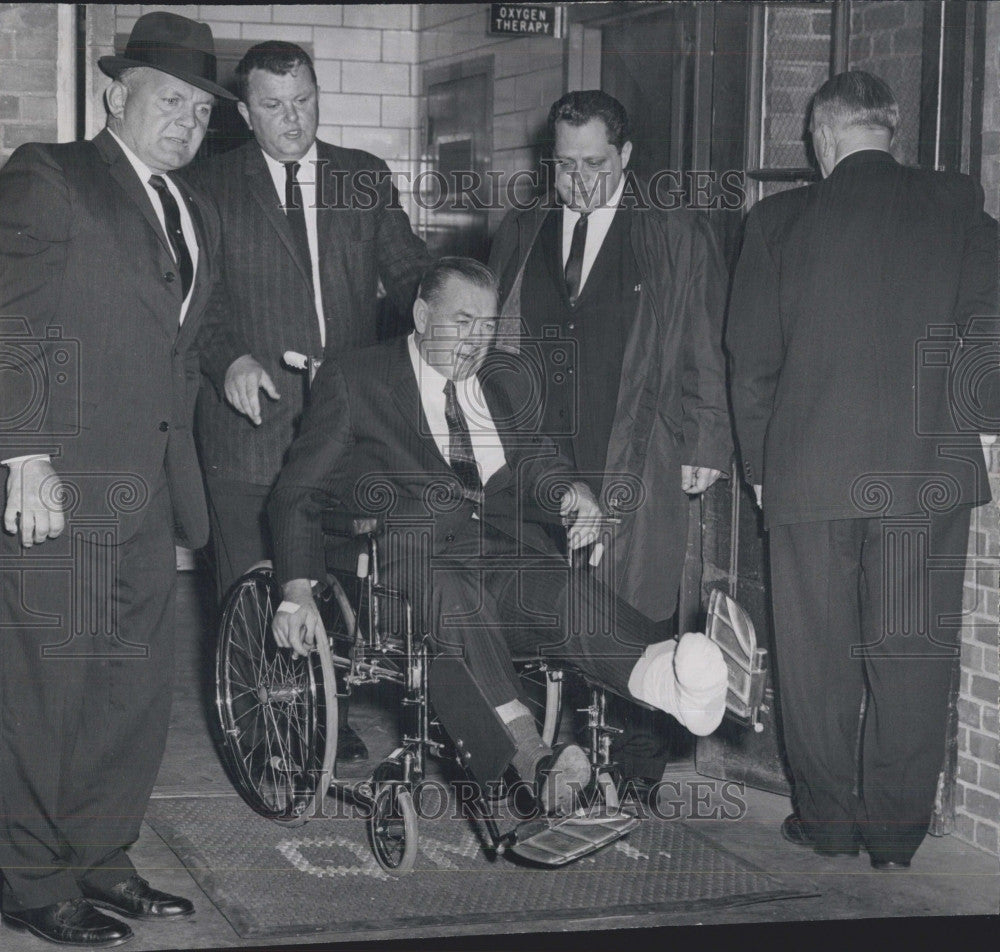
[{"left": 214, "top": 500, "right": 769, "bottom": 873}]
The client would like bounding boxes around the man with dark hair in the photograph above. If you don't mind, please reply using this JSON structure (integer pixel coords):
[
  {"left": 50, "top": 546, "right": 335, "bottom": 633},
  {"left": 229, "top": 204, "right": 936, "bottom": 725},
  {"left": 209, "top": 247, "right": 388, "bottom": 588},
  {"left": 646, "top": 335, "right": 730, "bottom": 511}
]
[
  {"left": 488, "top": 90, "right": 732, "bottom": 797},
  {"left": 189, "top": 40, "right": 433, "bottom": 764},
  {"left": 727, "top": 70, "right": 998, "bottom": 867},
  {"left": 268, "top": 258, "right": 728, "bottom": 816},
  {"left": 0, "top": 12, "right": 233, "bottom": 946}
]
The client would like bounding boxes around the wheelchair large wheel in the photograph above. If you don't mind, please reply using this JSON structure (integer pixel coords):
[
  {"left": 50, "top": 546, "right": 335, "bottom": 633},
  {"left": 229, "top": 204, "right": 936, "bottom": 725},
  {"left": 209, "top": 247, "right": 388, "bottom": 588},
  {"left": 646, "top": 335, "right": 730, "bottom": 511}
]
[
  {"left": 368, "top": 757, "right": 418, "bottom": 873},
  {"left": 215, "top": 563, "right": 338, "bottom": 825}
]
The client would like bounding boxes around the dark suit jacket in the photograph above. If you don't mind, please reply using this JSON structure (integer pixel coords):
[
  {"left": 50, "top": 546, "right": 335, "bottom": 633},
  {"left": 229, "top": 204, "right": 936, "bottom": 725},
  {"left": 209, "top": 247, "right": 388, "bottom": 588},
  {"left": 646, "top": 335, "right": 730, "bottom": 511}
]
[
  {"left": 0, "top": 130, "right": 222, "bottom": 546},
  {"left": 268, "top": 335, "right": 577, "bottom": 587},
  {"left": 189, "top": 139, "right": 432, "bottom": 487},
  {"left": 488, "top": 180, "right": 733, "bottom": 620},
  {"left": 726, "top": 150, "right": 999, "bottom": 528}
]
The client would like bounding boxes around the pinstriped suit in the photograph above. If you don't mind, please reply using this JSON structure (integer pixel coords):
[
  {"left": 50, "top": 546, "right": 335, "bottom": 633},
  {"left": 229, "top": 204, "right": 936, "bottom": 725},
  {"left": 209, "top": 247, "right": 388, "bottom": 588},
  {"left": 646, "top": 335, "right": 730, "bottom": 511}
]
[{"left": 187, "top": 139, "right": 431, "bottom": 591}]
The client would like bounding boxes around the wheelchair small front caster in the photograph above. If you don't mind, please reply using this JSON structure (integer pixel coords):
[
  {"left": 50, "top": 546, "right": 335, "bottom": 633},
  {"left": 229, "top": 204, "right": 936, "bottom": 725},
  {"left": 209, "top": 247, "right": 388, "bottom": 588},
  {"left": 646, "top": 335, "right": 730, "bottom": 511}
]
[{"left": 368, "top": 758, "right": 418, "bottom": 872}]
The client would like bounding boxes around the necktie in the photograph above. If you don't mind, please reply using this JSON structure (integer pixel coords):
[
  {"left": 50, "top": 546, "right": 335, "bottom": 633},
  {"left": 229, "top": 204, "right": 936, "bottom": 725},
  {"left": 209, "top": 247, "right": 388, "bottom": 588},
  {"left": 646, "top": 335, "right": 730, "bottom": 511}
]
[
  {"left": 148, "top": 174, "right": 193, "bottom": 299},
  {"left": 283, "top": 161, "right": 313, "bottom": 278},
  {"left": 444, "top": 379, "right": 483, "bottom": 500},
  {"left": 564, "top": 211, "right": 589, "bottom": 304}
]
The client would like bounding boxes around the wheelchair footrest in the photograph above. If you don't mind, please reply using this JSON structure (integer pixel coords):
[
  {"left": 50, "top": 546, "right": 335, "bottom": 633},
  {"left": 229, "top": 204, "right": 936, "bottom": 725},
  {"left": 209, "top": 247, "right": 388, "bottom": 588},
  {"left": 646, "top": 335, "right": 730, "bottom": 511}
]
[{"left": 504, "top": 807, "right": 640, "bottom": 867}]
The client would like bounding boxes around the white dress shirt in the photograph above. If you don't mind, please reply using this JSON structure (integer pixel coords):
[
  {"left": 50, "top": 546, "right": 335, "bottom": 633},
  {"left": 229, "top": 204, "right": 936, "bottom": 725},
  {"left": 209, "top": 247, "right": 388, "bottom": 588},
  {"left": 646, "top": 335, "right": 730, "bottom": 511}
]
[
  {"left": 260, "top": 142, "right": 327, "bottom": 348},
  {"left": 560, "top": 174, "right": 626, "bottom": 295},
  {"left": 108, "top": 129, "right": 198, "bottom": 325},
  {"left": 407, "top": 333, "right": 506, "bottom": 486}
]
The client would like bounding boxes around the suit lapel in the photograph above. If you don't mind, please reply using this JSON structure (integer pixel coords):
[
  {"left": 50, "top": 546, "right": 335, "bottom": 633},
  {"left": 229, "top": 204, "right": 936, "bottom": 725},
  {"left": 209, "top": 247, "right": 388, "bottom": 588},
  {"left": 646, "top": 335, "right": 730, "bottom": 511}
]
[
  {"left": 315, "top": 142, "right": 347, "bottom": 276},
  {"left": 97, "top": 130, "right": 175, "bottom": 263},
  {"left": 173, "top": 179, "right": 211, "bottom": 348},
  {"left": 386, "top": 338, "right": 450, "bottom": 471},
  {"left": 480, "top": 369, "right": 515, "bottom": 494},
  {"left": 385, "top": 340, "right": 516, "bottom": 493},
  {"left": 245, "top": 145, "right": 314, "bottom": 288}
]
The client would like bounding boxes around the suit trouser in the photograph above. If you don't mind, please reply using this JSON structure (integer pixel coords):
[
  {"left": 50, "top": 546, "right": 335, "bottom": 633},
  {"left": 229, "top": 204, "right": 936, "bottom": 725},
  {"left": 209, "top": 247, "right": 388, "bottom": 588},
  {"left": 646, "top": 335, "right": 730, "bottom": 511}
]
[
  {"left": 204, "top": 475, "right": 272, "bottom": 600},
  {"left": 0, "top": 475, "right": 176, "bottom": 910},
  {"left": 398, "top": 531, "right": 660, "bottom": 713},
  {"left": 768, "top": 506, "right": 971, "bottom": 861}
]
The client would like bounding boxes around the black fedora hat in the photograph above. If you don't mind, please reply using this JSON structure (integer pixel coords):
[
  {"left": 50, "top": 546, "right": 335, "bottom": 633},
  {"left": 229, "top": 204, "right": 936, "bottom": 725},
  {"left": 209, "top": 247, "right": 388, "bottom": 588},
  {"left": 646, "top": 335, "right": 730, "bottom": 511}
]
[{"left": 99, "top": 11, "right": 236, "bottom": 101}]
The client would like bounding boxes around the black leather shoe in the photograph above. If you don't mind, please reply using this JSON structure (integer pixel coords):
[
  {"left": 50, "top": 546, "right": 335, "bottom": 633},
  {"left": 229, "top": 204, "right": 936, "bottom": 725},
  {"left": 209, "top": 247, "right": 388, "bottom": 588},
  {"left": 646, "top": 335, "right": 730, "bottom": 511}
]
[
  {"left": 2, "top": 899, "right": 133, "bottom": 946},
  {"left": 871, "top": 858, "right": 911, "bottom": 870},
  {"left": 781, "top": 813, "right": 860, "bottom": 857},
  {"left": 80, "top": 875, "right": 194, "bottom": 920},
  {"left": 336, "top": 723, "right": 369, "bottom": 763},
  {"left": 535, "top": 743, "right": 591, "bottom": 815}
]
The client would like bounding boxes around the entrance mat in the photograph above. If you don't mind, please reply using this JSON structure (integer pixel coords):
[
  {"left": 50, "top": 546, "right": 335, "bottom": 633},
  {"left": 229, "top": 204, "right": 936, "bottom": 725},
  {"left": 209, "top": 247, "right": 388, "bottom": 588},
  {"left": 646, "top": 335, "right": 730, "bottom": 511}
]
[{"left": 145, "top": 795, "right": 815, "bottom": 939}]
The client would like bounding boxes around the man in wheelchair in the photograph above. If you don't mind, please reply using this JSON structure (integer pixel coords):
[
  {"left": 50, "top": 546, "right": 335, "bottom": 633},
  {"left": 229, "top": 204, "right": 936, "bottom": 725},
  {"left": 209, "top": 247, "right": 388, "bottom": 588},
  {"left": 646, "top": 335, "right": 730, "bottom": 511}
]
[{"left": 269, "top": 257, "right": 727, "bottom": 816}]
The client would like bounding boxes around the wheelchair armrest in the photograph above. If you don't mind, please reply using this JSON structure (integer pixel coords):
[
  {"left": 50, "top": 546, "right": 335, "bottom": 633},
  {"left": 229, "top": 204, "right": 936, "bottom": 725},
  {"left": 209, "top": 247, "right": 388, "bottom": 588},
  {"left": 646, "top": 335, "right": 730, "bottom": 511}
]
[{"left": 321, "top": 509, "right": 383, "bottom": 538}]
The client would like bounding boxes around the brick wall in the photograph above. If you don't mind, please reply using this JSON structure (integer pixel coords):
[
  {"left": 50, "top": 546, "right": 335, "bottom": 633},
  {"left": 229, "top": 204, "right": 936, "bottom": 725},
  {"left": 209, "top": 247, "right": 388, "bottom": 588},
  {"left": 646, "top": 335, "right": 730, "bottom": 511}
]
[
  {"left": 0, "top": 3, "right": 59, "bottom": 163},
  {"left": 956, "top": 0, "right": 1000, "bottom": 858},
  {"left": 848, "top": 0, "right": 923, "bottom": 164},
  {"left": 113, "top": 5, "right": 422, "bottom": 216}
]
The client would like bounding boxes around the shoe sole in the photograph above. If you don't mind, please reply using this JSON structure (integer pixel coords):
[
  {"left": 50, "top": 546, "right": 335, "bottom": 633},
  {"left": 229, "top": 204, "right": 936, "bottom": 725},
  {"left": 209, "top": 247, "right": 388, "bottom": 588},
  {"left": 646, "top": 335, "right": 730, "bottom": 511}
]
[
  {"left": 2, "top": 913, "right": 133, "bottom": 947},
  {"left": 84, "top": 899, "right": 195, "bottom": 921}
]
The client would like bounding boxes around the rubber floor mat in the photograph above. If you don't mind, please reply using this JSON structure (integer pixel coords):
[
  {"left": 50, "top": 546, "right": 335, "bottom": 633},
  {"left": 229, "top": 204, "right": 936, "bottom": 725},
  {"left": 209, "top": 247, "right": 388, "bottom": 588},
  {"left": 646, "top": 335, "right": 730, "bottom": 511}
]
[{"left": 145, "top": 794, "right": 815, "bottom": 940}]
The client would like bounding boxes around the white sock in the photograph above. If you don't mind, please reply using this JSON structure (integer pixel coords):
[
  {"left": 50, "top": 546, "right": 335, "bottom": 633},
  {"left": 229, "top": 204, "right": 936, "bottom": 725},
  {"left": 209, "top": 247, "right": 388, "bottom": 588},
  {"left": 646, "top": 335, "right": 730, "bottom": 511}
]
[{"left": 627, "top": 632, "right": 728, "bottom": 736}]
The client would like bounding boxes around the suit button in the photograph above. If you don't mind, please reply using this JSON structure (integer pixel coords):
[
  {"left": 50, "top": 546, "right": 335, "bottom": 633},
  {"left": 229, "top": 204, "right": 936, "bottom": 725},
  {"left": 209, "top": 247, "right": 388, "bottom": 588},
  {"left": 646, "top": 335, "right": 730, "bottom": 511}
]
[
  {"left": 159, "top": 421, "right": 169, "bottom": 432},
  {"left": 164, "top": 271, "right": 175, "bottom": 282},
  {"left": 445, "top": 533, "right": 455, "bottom": 543},
  {"left": 567, "top": 323, "right": 575, "bottom": 330}
]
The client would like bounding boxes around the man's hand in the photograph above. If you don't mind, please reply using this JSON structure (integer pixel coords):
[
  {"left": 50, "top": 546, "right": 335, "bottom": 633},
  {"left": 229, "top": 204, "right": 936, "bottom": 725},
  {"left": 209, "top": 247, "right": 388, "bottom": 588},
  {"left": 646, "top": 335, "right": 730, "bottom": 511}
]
[
  {"left": 753, "top": 484, "right": 762, "bottom": 509},
  {"left": 272, "top": 578, "right": 325, "bottom": 658},
  {"left": 681, "top": 465, "right": 723, "bottom": 495},
  {"left": 224, "top": 354, "right": 280, "bottom": 426},
  {"left": 3, "top": 458, "right": 66, "bottom": 547},
  {"left": 560, "top": 481, "right": 603, "bottom": 550}
]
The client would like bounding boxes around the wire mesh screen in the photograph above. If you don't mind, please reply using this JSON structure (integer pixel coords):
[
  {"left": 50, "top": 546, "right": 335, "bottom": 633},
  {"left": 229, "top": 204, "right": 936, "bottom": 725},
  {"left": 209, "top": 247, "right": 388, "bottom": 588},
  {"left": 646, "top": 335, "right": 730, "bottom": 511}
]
[{"left": 758, "top": 2, "right": 834, "bottom": 198}]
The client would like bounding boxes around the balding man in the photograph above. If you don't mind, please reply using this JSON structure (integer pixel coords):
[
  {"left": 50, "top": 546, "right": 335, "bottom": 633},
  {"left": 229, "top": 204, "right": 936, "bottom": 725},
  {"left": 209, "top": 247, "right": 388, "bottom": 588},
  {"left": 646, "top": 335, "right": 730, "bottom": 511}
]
[{"left": 727, "top": 71, "right": 998, "bottom": 868}]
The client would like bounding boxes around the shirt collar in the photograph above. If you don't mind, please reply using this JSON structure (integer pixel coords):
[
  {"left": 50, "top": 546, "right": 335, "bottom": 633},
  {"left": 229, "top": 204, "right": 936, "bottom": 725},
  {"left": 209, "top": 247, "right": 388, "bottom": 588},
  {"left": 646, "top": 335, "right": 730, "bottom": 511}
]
[
  {"left": 260, "top": 140, "right": 319, "bottom": 178},
  {"left": 563, "top": 173, "right": 626, "bottom": 220},
  {"left": 407, "top": 331, "right": 453, "bottom": 393},
  {"left": 108, "top": 129, "right": 160, "bottom": 185}
]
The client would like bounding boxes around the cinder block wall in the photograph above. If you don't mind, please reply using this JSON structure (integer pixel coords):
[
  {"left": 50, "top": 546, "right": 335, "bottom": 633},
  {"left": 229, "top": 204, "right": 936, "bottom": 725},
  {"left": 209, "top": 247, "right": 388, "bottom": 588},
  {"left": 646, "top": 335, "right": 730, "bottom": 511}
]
[
  {"left": 113, "top": 4, "right": 423, "bottom": 217},
  {"left": 417, "top": 3, "right": 567, "bottom": 231}
]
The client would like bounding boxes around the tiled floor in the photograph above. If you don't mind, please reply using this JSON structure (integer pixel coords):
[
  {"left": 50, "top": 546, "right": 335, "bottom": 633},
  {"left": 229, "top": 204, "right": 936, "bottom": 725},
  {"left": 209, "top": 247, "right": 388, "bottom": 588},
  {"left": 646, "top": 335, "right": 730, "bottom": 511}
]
[{"left": 3, "top": 570, "right": 996, "bottom": 951}]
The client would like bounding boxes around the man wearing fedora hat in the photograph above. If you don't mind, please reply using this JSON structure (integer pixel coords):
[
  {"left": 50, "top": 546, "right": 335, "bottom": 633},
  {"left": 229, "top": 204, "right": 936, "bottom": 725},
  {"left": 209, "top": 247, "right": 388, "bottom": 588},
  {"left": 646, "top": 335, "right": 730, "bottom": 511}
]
[{"left": 0, "top": 12, "right": 234, "bottom": 947}]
